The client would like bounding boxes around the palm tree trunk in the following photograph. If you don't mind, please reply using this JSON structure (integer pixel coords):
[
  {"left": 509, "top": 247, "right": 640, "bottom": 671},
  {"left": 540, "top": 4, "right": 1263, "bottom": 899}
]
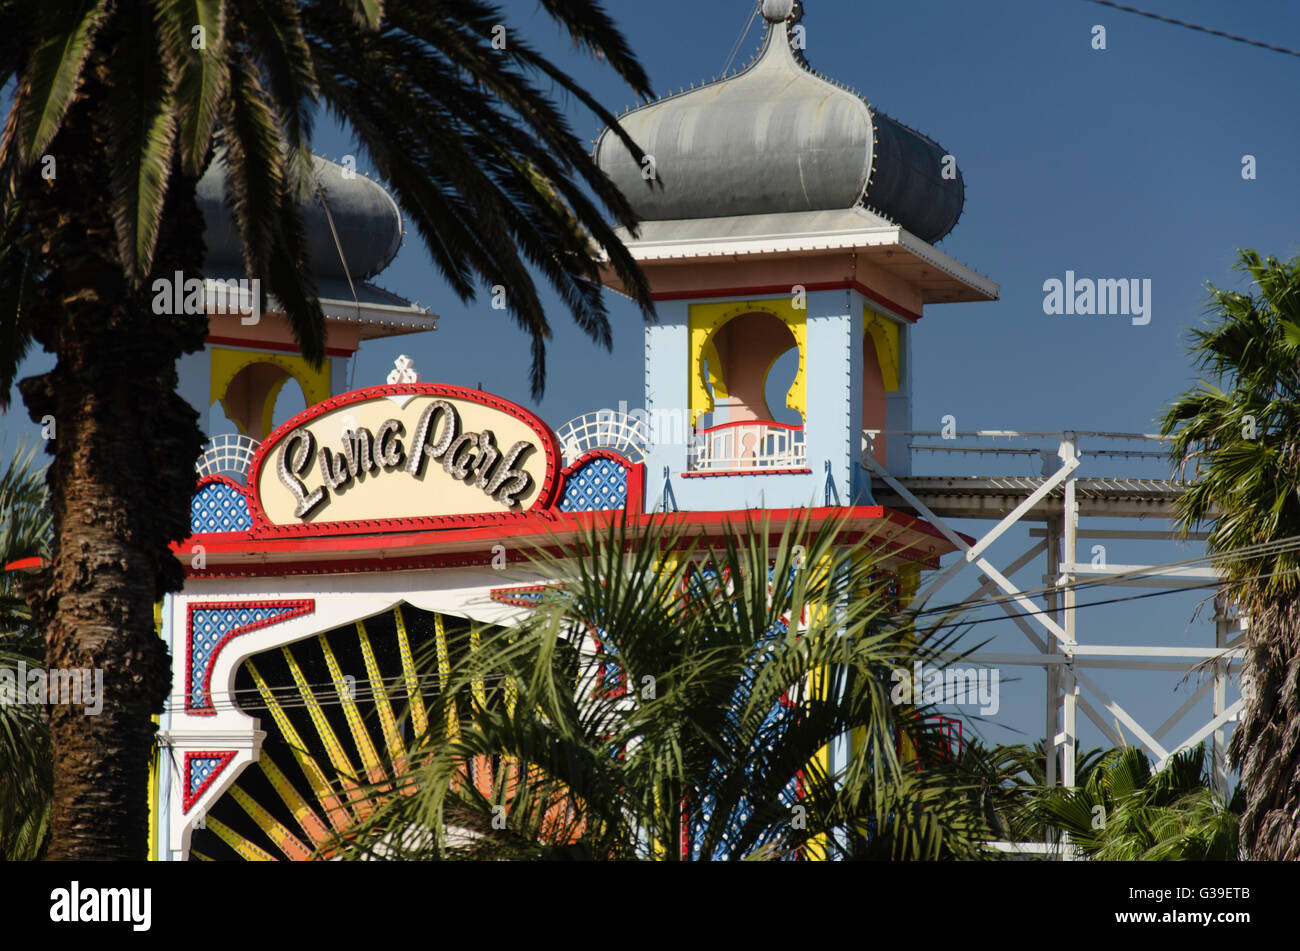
[
  {"left": 18, "top": 46, "right": 207, "bottom": 859},
  {"left": 1230, "top": 597, "right": 1300, "bottom": 860}
]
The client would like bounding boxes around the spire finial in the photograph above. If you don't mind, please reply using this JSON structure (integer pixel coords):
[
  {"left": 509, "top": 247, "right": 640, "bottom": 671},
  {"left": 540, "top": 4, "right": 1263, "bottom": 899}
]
[
  {"left": 387, "top": 354, "right": 419, "bottom": 385},
  {"left": 761, "top": 0, "right": 794, "bottom": 23}
]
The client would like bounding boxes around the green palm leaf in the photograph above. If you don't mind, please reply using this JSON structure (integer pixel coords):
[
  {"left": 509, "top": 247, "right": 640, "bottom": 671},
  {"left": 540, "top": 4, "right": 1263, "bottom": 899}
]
[
  {"left": 104, "top": 2, "right": 178, "bottom": 281},
  {"left": 332, "top": 513, "right": 989, "bottom": 861},
  {"left": 158, "top": 0, "right": 229, "bottom": 175},
  {"left": 0, "top": 441, "right": 51, "bottom": 860},
  {"left": 9, "top": 0, "right": 109, "bottom": 164}
]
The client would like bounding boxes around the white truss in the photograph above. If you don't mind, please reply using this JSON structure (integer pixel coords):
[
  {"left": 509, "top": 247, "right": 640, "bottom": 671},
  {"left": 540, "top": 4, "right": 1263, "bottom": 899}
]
[{"left": 865, "top": 429, "right": 1244, "bottom": 818}]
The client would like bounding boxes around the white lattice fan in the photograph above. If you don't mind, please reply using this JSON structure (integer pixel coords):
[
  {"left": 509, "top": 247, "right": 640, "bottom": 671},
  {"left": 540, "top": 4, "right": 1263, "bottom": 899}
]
[
  {"left": 195, "top": 434, "right": 262, "bottom": 485},
  {"left": 554, "top": 411, "right": 649, "bottom": 464}
]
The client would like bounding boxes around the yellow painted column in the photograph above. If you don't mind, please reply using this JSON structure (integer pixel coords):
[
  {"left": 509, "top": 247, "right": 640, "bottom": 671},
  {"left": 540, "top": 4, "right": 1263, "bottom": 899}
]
[
  {"left": 800, "top": 553, "right": 836, "bottom": 861},
  {"left": 147, "top": 601, "right": 162, "bottom": 860},
  {"left": 895, "top": 564, "right": 922, "bottom": 768}
]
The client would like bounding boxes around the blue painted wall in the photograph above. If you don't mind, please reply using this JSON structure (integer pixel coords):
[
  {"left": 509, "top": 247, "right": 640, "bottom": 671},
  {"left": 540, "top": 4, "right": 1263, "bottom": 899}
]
[{"left": 642, "top": 289, "right": 887, "bottom": 513}]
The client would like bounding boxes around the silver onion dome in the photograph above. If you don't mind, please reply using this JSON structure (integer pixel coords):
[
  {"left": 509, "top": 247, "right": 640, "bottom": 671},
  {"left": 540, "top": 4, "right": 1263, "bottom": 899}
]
[
  {"left": 595, "top": 2, "right": 964, "bottom": 244},
  {"left": 198, "top": 154, "right": 404, "bottom": 281}
]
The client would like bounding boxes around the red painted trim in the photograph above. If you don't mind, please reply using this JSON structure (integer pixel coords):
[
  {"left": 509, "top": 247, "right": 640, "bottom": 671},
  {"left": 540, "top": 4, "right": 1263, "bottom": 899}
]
[
  {"left": 207, "top": 335, "right": 354, "bottom": 358},
  {"left": 625, "top": 460, "right": 646, "bottom": 516},
  {"left": 182, "top": 505, "right": 883, "bottom": 554},
  {"left": 196, "top": 473, "right": 251, "bottom": 494},
  {"left": 177, "top": 505, "right": 958, "bottom": 578},
  {"left": 183, "top": 750, "right": 238, "bottom": 813},
  {"left": 243, "top": 383, "right": 562, "bottom": 538},
  {"left": 3, "top": 556, "right": 43, "bottom": 572},
  {"left": 191, "top": 549, "right": 558, "bottom": 579},
  {"left": 680, "top": 468, "right": 814, "bottom": 478},
  {"left": 185, "top": 530, "right": 256, "bottom": 543},
  {"left": 193, "top": 472, "right": 254, "bottom": 507},
  {"left": 182, "top": 532, "right": 942, "bottom": 579},
  {"left": 558, "top": 449, "right": 646, "bottom": 516},
  {"left": 695, "top": 420, "right": 803, "bottom": 434},
  {"left": 489, "top": 584, "right": 557, "bottom": 608},
  {"left": 651, "top": 281, "right": 923, "bottom": 324},
  {"left": 185, "top": 599, "right": 315, "bottom": 715},
  {"left": 181, "top": 503, "right": 959, "bottom": 555},
  {"left": 190, "top": 474, "right": 256, "bottom": 538}
]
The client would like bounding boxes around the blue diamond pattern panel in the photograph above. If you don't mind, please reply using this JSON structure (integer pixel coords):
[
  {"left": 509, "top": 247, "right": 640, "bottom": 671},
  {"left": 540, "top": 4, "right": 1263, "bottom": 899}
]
[
  {"left": 591, "top": 627, "right": 626, "bottom": 698},
  {"left": 189, "top": 606, "right": 301, "bottom": 709},
  {"left": 559, "top": 458, "right": 627, "bottom": 512},
  {"left": 687, "top": 616, "right": 799, "bottom": 860},
  {"left": 191, "top": 481, "right": 253, "bottom": 533},
  {"left": 184, "top": 750, "right": 237, "bottom": 811},
  {"left": 490, "top": 586, "right": 549, "bottom": 609},
  {"left": 189, "top": 756, "right": 224, "bottom": 796},
  {"left": 688, "top": 694, "right": 802, "bottom": 861}
]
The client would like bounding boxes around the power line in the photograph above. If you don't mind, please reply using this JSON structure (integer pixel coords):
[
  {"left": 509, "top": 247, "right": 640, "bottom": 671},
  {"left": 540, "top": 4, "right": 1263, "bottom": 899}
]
[
  {"left": 913, "top": 560, "right": 1300, "bottom": 640},
  {"left": 920, "top": 575, "right": 1221, "bottom": 633},
  {"left": 907, "top": 532, "right": 1300, "bottom": 622},
  {"left": 1080, "top": 0, "right": 1300, "bottom": 60},
  {"left": 721, "top": 3, "right": 761, "bottom": 76},
  {"left": 146, "top": 534, "right": 1300, "bottom": 714}
]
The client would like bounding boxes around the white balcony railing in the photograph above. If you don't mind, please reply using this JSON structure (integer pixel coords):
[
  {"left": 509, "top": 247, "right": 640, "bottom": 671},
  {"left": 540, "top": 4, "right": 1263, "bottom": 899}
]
[{"left": 690, "top": 421, "right": 806, "bottom": 472}]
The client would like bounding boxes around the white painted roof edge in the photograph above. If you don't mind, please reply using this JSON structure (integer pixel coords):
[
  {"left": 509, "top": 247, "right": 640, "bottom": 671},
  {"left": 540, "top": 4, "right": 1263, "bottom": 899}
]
[{"left": 612, "top": 215, "right": 999, "bottom": 301}]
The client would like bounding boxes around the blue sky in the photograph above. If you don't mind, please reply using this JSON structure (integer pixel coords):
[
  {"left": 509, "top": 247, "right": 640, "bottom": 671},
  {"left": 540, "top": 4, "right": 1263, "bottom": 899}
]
[{"left": 4, "top": 0, "right": 1298, "bottom": 763}]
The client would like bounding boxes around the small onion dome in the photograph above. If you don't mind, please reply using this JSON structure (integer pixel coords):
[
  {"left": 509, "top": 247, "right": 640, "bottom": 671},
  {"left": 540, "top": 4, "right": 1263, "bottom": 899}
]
[
  {"left": 595, "top": 4, "right": 964, "bottom": 244},
  {"left": 762, "top": 0, "right": 795, "bottom": 20},
  {"left": 198, "top": 154, "right": 403, "bottom": 281}
]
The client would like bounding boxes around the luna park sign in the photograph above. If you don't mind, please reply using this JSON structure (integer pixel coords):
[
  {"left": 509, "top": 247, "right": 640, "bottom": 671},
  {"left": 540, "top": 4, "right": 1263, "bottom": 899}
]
[{"left": 247, "top": 385, "right": 558, "bottom": 531}]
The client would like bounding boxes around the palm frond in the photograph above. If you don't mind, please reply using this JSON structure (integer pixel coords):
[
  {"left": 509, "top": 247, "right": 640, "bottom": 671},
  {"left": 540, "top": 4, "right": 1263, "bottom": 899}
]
[
  {"left": 331, "top": 512, "right": 990, "bottom": 861},
  {"left": 217, "top": 48, "right": 324, "bottom": 363},
  {"left": 303, "top": 0, "right": 655, "bottom": 396},
  {"left": 0, "top": 440, "right": 50, "bottom": 860},
  {"left": 103, "top": 2, "right": 178, "bottom": 281},
  {"left": 1034, "top": 744, "right": 1240, "bottom": 860},
  {"left": 0, "top": 199, "right": 36, "bottom": 407},
  {"left": 158, "top": 0, "right": 230, "bottom": 175},
  {"left": 1161, "top": 250, "right": 1300, "bottom": 602},
  {"left": 3, "top": 0, "right": 110, "bottom": 168}
]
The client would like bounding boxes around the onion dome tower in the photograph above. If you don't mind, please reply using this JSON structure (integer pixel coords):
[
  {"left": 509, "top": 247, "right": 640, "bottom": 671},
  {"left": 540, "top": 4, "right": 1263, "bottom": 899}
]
[
  {"left": 178, "top": 155, "right": 437, "bottom": 450},
  {"left": 595, "top": 0, "right": 997, "bottom": 511}
]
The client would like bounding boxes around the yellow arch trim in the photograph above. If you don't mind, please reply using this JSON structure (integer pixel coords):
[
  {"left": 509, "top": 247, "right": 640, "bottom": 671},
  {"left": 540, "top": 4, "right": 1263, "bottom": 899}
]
[
  {"left": 260, "top": 375, "right": 292, "bottom": 439},
  {"left": 208, "top": 347, "right": 331, "bottom": 435},
  {"left": 863, "top": 309, "right": 901, "bottom": 393},
  {"left": 689, "top": 300, "right": 807, "bottom": 427},
  {"left": 700, "top": 336, "right": 728, "bottom": 404}
]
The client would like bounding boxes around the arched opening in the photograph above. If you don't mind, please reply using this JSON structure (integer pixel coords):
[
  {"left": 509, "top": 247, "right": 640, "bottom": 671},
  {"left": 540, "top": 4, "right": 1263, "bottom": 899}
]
[
  {"left": 207, "top": 399, "right": 239, "bottom": 438},
  {"left": 208, "top": 347, "right": 332, "bottom": 442},
  {"left": 861, "top": 312, "right": 902, "bottom": 470},
  {"left": 219, "top": 362, "right": 306, "bottom": 441},
  {"left": 269, "top": 376, "right": 307, "bottom": 433},
  {"left": 189, "top": 605, "right": 528, "bottom": 861},
  {"left": 707, "top": 312, "right": 797, "bottom": 423},
  {"left": 694, "top": 311, "right": 805, "bottom": 472}
]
